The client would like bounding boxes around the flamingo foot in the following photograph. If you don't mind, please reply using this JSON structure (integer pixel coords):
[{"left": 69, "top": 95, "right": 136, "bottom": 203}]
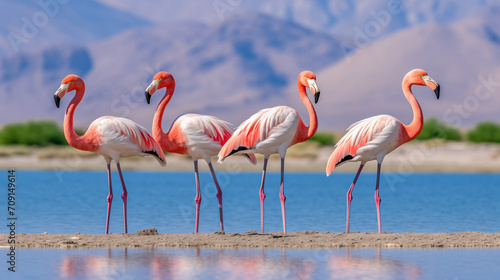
[
  {"left": 195, "top": 194, "right": 201, "bottom": 233},
  {"left": 259, "top": 189, "right": 266, "bottom": 233},
  {"left": 105, "top": 164, "right": 113, "bottom": 235},
  {"left": 375, "top": 189, "right": 382, "bottom": 234},
  {"left": 216, "top": 190, "right": 224, "bottom": 232},
  {"left": 259, "top": 157, "right": 268, "bottom": 233},
  {"left": 117, "top": 163, "right": 128, "bottom": 234},
  {"left": 280, "top": 192, "right": 286, "bottom": 235}
]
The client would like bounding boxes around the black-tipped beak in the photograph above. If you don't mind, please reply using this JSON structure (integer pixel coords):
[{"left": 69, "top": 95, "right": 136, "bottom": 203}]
[
  {"left": 434, "top": 85, "right": 440, "bottom": 100},
  {"left": 314, "top": 91, "right": 320, "bottom": 104},
  {"left": 54, "top": 95, "right": 61, "bottom": 108},
  {"left": 145, "top": 91, "right": 151, "bottom": 104}
]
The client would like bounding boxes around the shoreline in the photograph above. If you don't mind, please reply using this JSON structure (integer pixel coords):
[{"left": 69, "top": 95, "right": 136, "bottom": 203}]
[
  {"left": 2, "top": 230, "right": 500, "bottom": 249},
  {"left": 1, "top": 141, "right": 500, "bottom": 173}
]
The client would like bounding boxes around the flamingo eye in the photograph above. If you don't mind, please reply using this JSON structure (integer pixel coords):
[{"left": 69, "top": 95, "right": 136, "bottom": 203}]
[{"left": 418, "top": 74, "right": 423, "bottom": 78}]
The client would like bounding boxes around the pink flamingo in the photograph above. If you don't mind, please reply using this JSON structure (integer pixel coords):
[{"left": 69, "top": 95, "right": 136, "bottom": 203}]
[
  {"left": 53, "top": 74, "right": 166, "bottom": 234},
  {"left": 218, "top": 71, "right": 321, "bottom": 234},
  {"left": 144, "top": 71, "right": 256, "bottom": 233},
  {"left": 326, "top": 69, "right": 440, "bottom": 233}
]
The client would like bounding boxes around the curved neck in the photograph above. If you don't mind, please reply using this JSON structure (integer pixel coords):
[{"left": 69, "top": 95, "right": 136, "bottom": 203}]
[
  {"left": 402, "top": 81, "right": 423, "bottom": 142},
  {"left": 153, "top": 85, "right": 181, "bottom": 152},
  {"left": 64, "top": 85, "right": 95, "bottom": 151},
  {"left": 294, "top": 80, "right": 318, "bottom": 143}
]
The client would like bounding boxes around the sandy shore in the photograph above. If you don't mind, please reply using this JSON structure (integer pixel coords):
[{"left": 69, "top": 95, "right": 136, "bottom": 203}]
[
  {"left": 1, "top": 141, "right": 500, "bottom": 172},
  {"left": 2, "top": 229, "right": 500, "bottom": 249}
]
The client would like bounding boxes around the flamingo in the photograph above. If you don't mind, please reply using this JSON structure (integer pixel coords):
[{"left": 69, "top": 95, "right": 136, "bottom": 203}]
[
  {"left": 218, "top": 70, "right": 321, "bottom": 234},
  {"left": 144, "top": 71, "right": 256, "bottom": 233},
  {"left": 326, "top": 69, "right": 440, "bottom": 234},
  {"left": 53, "top": 74, "right": 166, "bottom": 234}
]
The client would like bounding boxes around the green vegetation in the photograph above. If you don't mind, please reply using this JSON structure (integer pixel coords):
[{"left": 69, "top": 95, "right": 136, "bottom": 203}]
[
  {"left": 416, "top": 118, "right": 462, "bottom": 141},
  {"left": 308, "top": 131, "right": 335, "bottom": 146},
  {"left": 467, "top": 122, "right": 500, "bottom": 143},
  {"left": 0, "top": 120, "right": 67, "bottom": 146}
]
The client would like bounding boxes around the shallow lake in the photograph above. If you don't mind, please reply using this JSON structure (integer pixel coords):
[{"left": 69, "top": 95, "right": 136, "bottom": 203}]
[
  {"left": 2, "top": 247, "right": 500, "bottom": 279},
  {"left": 2, "top": 170, "right": 499, "bottom": 234}
]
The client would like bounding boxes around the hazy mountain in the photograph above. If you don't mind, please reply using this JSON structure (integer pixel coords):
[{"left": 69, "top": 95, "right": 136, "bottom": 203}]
[
  {"left": 96, "top": 0, "right": 497, "bottom": 38},
  {"left": 0, "top": 0, "right": 149, "bottom": 57},
  {"left": 2, "top": 1, "right": 499, "bottom": 132},
  {"left": 312, "top": 7, "right": 500, "bottom": 130},
  {"left": 2, "top": 14, "right": 343, "bottom": 129}
]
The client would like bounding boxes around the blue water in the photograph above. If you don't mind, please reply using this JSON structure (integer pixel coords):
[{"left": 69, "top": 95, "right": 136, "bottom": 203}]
[
  {"left": 2, "top": 247, "right": 500, "bottom": 279},
  {"left": 1, "top": 170, "right": 498, "bottom": 234},
  {"left": 1, "top": 170, "right": 500, "bottom": 279}
]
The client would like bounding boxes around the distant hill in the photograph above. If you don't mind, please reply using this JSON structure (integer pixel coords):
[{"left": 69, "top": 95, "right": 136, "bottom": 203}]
[
  {"left": 96, "top": 0, "right": 497, "bottom": 38},
  {"left": 2, "top": 14, "right": 343, "bottom": 129},
  {"left": 313, "top": 7, "right": 500, "bottom": 129},
  {"left": 2, "top": 1, "right": 500, "bottom": 131},
  {"left": 0, "top": 0, "right": 149, "bottom": 57}
]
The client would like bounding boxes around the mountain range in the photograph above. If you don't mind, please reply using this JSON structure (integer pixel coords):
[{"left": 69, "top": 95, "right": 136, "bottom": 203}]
[{"left": 1, "top": 0, "right": 499, "bottom": 131}]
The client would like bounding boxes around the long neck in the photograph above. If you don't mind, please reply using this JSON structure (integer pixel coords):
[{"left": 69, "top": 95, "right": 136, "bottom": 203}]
[
  {"left": 402, "top": 81, "right": 424, "bottom": 142},
  {"left": 152, "top": 86, "right": 180, "bottom": 152},
  {"left": 64, "top": 85, "right": 94, "bottom": 151},
  {"left": 294, "top": 80, "right": 318, "bottom": 143}
]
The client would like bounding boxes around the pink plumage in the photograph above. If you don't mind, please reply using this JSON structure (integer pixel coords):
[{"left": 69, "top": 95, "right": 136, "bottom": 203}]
[
  {"left": 54, "top": 74, "right": 165, "bottom": 234},
  {"left": 218, "top": 71, "right": 321, "bottom": 234},
  {"left": 326, "top": 69, "right": 440, "bottom": 234},
  {"left": 145, "top": 72, "right": 256, "bottom": 233}
]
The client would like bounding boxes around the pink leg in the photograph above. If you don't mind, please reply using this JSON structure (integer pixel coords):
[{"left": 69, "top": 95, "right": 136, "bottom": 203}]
[
  {"left": 208, "top": 162, "right": 224, "bottom": 232},
  {"left": 374, "top": 163, "right": 382, "bottom": 234},
  {"left": 116, "top": 163, "right": 128, "bottom": 234},
  {"left": 279, "top": 157, "right": 286, "bottom": 235},
  {"left": 346, "top": 164, "right": 364, "bottom": 233},
  {"left": 193, "top": 160, "right": 201, "bottom": 233},
  {"left": 105, "top": 163, "right": 113, "bottom": 234},
  {"left": 259, "top": 157, "right": 269, "bottom": 233}
]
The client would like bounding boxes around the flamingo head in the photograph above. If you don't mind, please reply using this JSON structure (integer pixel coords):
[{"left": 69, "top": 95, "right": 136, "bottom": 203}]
[
  {"left": 299, "top": 70, "right": 320, "bottom": 103},
  {"left": 145, "top": 71, "right": 175, "bottom": 104},
  {"left": 54, "top": 74, "right": 83, "bottom": 108},
  {"left": 406, "top": 69, "right": 440, "bottom": 100}
]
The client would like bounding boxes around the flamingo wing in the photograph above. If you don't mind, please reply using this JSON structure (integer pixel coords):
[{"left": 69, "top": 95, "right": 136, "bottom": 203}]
[
  {"left": 178, "top": 114, "right": 257, "bottom": 163},
  {"left": 218, "top": 106, "right": 299, "bottom": 162},
  {"left": 93, "top": 116, "right": 166, "bottom": 166},
  {"left": 326, "top": 115, "right": 400, "bottom": 175}
]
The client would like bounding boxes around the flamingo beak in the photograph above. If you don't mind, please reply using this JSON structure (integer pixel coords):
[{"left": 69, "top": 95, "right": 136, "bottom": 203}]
[
  {"left": 422, "top": 75, "right": 440, "bottom": 100},
  {"left": 145, "top": 79, "right": 160, "bottom": 104},
  {"left": 307, "top": 79, "right": 320, "bottom": 103},
  {"left": 54, "top": 95, "right": 61, "bottom": 108},
  {"left": 54, "top": 83, "right": 69, "bottom": 108}
]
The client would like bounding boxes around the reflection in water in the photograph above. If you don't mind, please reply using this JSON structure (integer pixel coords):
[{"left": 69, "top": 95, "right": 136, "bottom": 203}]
[
  {"left": 328, "top": 248, "right": 422, "bottom": 280},
  {"left": 59, "top": 247, "right": 421, "bottom": 279}
]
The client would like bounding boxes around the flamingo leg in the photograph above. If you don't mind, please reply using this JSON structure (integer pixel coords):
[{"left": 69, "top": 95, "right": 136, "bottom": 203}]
[
  {"left": 116, "top": 163, "right": 128, "bottom": 234},
  {"left": 279, "top": 157, "right": 287, "bottom": 235},
  {"left": 208, "top": 162, "right": 224, "bottom": 232},
  {"left": 259, "top": 157, "right": 269, "bottom": 233},
  {"left": 346, "top": 164, "right": 364, "bottom": 233},
  {"left": 105, "top": 163, "right": 113, "bottom": 234},
  {"left": 374, "top": 163, "right": 382, "bottom": 234},
  {"left": 193, "top": 160, "right": 201, "bottom": 233}
]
